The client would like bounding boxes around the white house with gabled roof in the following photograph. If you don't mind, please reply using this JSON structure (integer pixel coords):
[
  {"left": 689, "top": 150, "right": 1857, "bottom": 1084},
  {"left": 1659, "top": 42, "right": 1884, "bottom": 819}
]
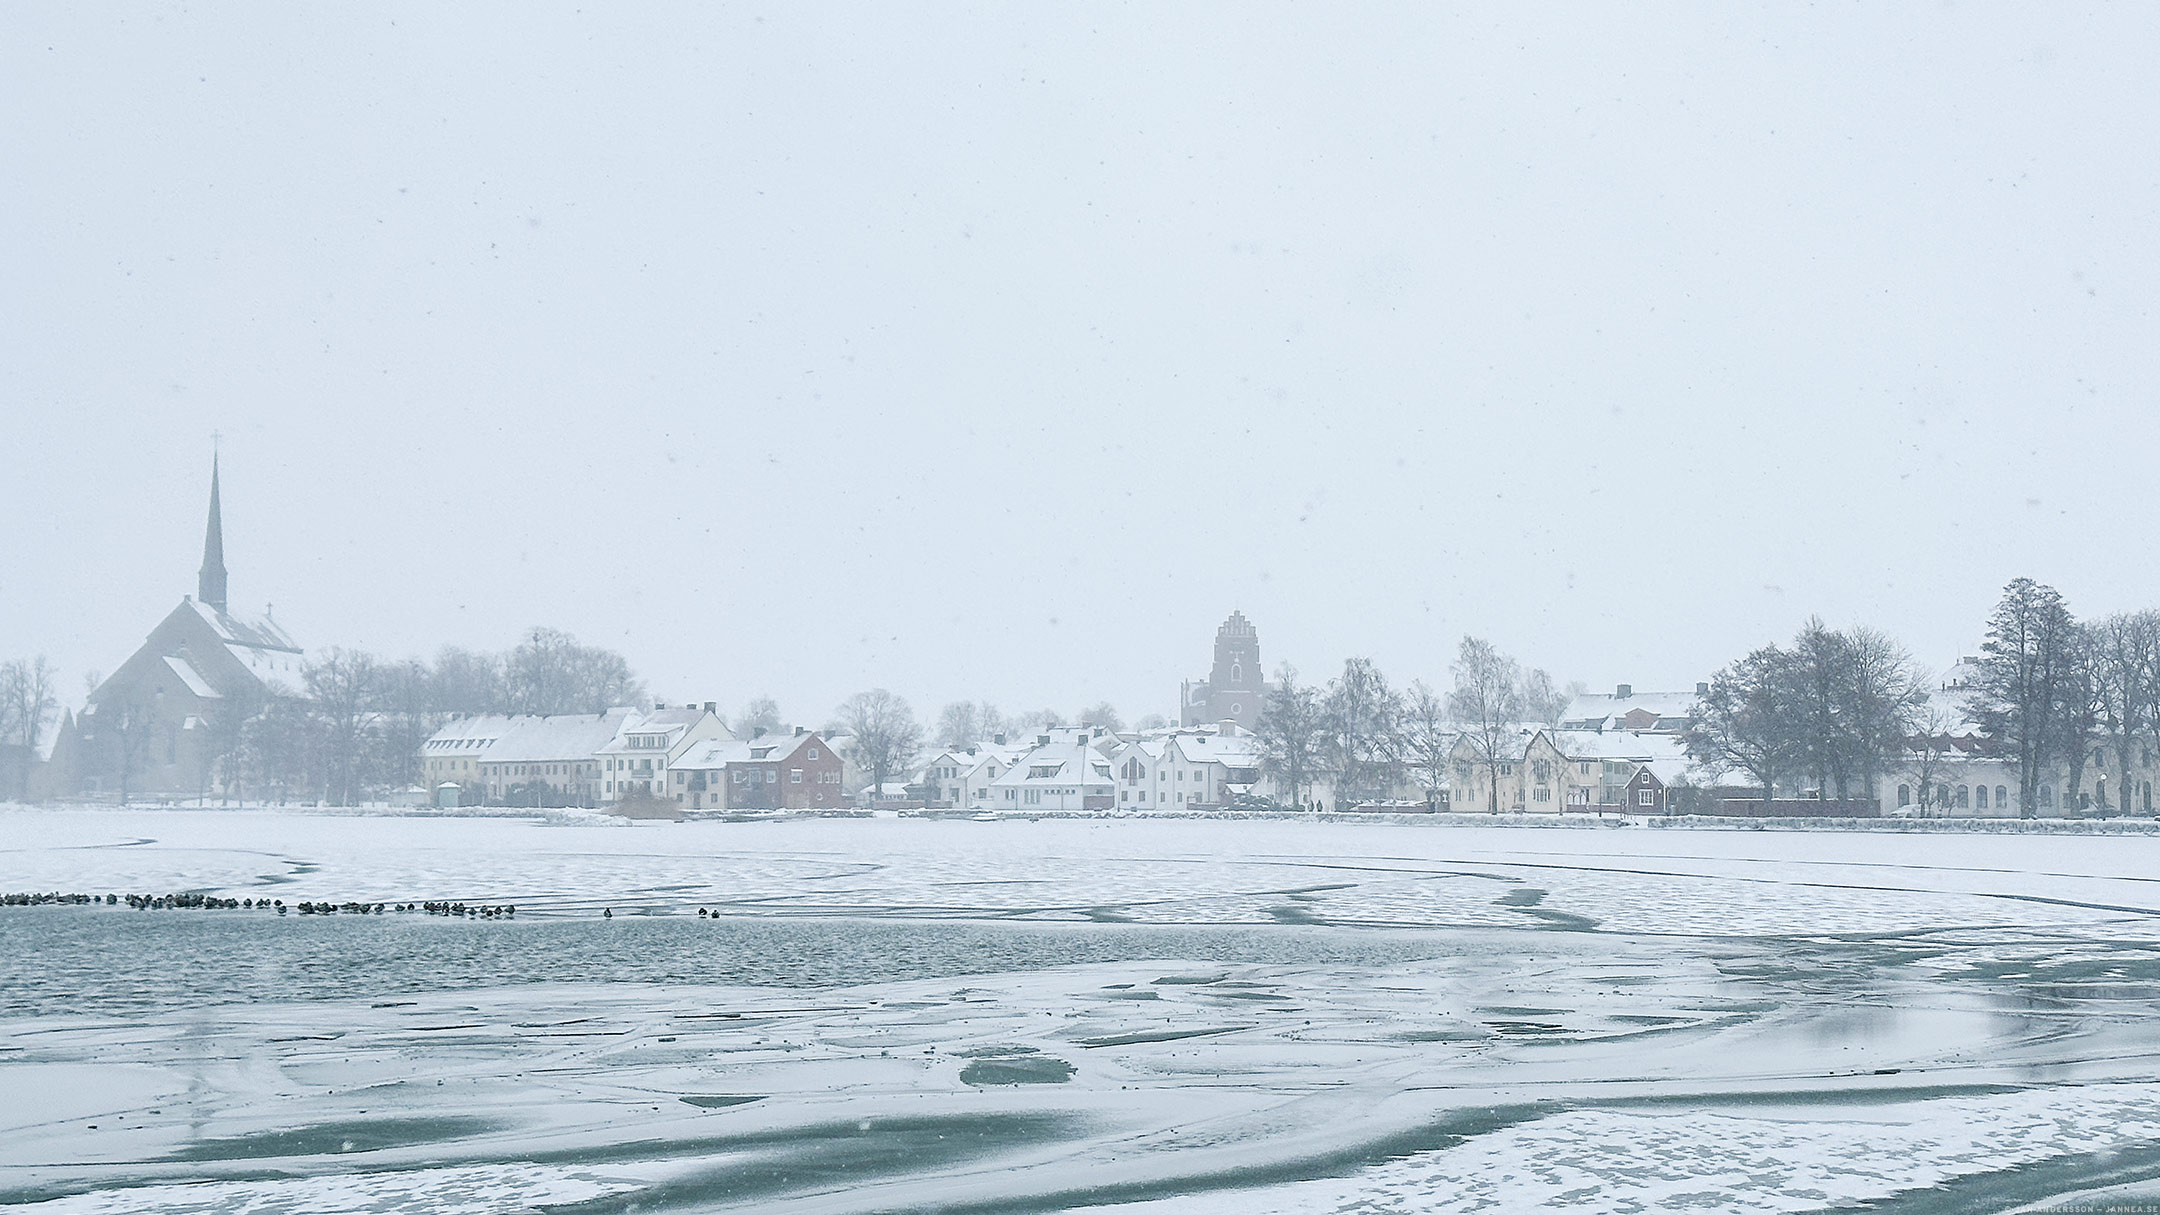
[
  {"left": 988, "top": 732, "right": 1116, "bottom": 812},
  {"left": 596, "top": 705, "right": 730, "bottom": 803},
  {"left": 917, "top": 741, "right": 1029, "bottom": 808}
]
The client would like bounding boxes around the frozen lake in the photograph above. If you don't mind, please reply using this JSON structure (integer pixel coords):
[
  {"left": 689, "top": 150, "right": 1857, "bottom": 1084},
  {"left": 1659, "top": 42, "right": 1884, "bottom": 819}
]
[{"left": 5, "top": 808, "right": 2160, "bottom": 1212}]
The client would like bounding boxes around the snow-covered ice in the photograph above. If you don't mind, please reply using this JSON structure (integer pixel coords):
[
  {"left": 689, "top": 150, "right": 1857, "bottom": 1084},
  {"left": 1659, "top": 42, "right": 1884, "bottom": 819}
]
[{"left": 4, "top": 807, "right": 2159, "bottom": 1212}]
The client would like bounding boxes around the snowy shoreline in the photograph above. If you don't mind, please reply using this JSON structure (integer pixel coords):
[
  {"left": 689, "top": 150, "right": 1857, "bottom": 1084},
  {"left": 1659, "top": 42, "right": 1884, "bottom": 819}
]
[{"left": 9, "top": 799, "right": 2160, "bottom": 835}]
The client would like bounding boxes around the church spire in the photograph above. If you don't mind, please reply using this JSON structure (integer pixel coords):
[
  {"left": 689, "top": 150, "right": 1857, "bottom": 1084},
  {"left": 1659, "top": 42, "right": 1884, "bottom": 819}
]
[{"left": 198, "top": 453, "right": 228, "bottom": 615}]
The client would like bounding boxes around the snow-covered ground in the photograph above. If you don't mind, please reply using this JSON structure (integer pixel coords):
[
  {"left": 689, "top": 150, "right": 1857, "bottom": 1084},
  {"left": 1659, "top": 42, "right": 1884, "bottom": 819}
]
[{"left": 4, "top": 807, "right": 2159, "bottom": 1212}]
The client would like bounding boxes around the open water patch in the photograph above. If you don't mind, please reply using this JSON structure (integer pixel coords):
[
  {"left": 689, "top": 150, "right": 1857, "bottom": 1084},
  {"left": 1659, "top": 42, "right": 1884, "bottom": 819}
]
[{"left": 0, "top": 909, "right": 1458, "bottom": 1020}]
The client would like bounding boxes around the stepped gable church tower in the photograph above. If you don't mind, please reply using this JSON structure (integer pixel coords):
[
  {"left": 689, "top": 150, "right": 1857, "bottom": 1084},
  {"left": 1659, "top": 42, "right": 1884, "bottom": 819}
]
[
  {"left": 1180, "top": 610, "right": 1277, "bottom": 729},
  {"left": 69, "top": 456, "right": 304, "bottom": 799}
]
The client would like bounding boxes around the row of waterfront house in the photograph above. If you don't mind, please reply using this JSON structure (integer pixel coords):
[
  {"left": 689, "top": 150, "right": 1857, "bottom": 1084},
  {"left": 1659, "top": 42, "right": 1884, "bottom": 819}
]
[
  {"left": 416, "top": 711, "right": 1266, "bottom": 815},
  {"left": 19, "top": 466, "right": 2156, "bottom": 819}
]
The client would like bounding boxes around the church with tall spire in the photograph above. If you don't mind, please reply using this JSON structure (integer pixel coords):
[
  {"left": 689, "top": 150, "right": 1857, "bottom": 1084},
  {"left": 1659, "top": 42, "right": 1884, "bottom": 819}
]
[
  {"left": 199, "top": 453, "right": 227, "bottom": 615},
  {"left": 60, "top": 456, "right": 303, "bottom": 800}
]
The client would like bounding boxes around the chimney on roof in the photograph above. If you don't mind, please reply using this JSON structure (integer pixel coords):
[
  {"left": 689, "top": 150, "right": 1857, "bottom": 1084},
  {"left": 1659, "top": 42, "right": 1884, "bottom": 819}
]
[
  {"left": 1696, "top": 682, "right": 1710, "bottom": 696},
  {"left": 704, "top": 701, "right": 716, "bottom": 713},
  {"left": 993, "top": 733, "right": 1005, "bottom": 746},
  {"left": 1616, "top": 684, "right": 1632, "bottom": 699},
  {"left": 794, "top": 725, "right": 805, "bottom": 736},
  {"left": 1037, "top": 734, "right": 1050, "bottom": 746}
]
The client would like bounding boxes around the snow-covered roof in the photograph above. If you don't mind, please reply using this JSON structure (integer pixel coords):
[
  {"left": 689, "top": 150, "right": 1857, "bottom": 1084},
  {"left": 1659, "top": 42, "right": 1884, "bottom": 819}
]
[
  {"left": 1451, "top": 725, "right": 1540, "bottom": 762},
  {"left": 1544, "top": 729, "right": 1689, "bottom": 763},
  {"left": 988, "top": 741, "right": 1115, "bottom": 788},
  {"left": 423, "top": 714, "right": 521, "bottom": 754},
  {"left": 32, "top": 706, "right": 69, "bottom": 762},
  {"left": 1559, "top": 689, "right": 1698, "bottom": 730},
  {"left": 597, "top": 706, "right": 715, "bottom": 755},
  {"left": 1169, "top": 732, "right": 1262, "bottom": 768},
  {"left": 186, "top": 598, "right": 300, "bottom": 654},
  {"left": 1642, "top": 758, "right": 1692, "bottom": 785},
  {"left": 484, "top": 709, "right": 632, "bottom": 764},
  {"left": 161, "top": 655, "right": 222, "bottom": 700},
  {"left": 675, "top": 731, "right": 822, "bottom": 771}
]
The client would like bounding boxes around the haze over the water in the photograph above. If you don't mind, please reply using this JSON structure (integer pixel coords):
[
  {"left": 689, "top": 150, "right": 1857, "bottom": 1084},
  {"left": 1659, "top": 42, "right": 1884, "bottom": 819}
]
[{"left": 6, "top": 5, "right": 2158, "bottom": 717}]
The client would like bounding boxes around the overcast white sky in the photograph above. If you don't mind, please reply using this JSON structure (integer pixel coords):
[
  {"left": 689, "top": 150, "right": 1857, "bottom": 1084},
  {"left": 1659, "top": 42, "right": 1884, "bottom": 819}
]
[{"left": 6, "top": 4, "right": 2159, "bottom": 723}]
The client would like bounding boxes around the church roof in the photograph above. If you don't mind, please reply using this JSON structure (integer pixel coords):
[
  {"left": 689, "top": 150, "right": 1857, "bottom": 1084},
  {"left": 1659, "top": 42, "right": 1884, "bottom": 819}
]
[
  {"left": 186, "top": 598, "right": 300, "bottom": 654},
  {"left": 161, "top": 655, "right": 223, "bottom": 700}
]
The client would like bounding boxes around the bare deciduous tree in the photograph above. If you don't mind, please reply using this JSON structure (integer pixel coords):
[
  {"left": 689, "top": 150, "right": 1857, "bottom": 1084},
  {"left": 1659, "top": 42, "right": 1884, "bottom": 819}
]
[
  {"left": 1011, "top": 708, "right": 1067, "bottom": 733},
  {"left": 1, "top": 657, "right": 58, "bottom": 801},
  {"left": 1897, "top": 700, "right": 1962, "bottom": 817},
  {"left": 1323, "top": 658, "right": 1402, "bottom": 808},
  {"left": 1972, "top": 578, "right": 2082, "bottom": 818},
  {"left": 503, "top": 627, "right": 645, "bottom": 716},
  {"left": 1448, "top": 637, "right": 1526, "bottom": 814},
  {"left": 1522, "top": 668, "right": 1568, "bottom": 727},
  {"left": 1077, "top": 701, "right": 1125, "bottom": 733},
  {"left": 836, "top": 689, "right": 924, "bottom": 795},
  {"left": 1684, "top": 645, "right": 1798, "bottom": 809},
  {"left": 431, "top": 646, "right": 507, "bottom": 714},
  {"left": 1255, "top": 665, "right": 1324, "bottom": 811},
  {"left": 305, "top": 647, "right": 382, "bottom": 806},
  {"left": 1401, "top": 681, "right": 1454, "bottom": 810},
  {"left": 737, "top": 695, "right": 783, "bottom": 739}
]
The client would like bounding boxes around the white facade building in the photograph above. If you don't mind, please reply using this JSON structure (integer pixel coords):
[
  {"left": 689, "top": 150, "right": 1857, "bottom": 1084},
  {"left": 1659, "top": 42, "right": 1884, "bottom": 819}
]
[
  {"left": 596, "top": 706, "right": 730, "bottom": 803},
  {"left": 987, "top": 732, "right": 1116, "bottom": 812}
]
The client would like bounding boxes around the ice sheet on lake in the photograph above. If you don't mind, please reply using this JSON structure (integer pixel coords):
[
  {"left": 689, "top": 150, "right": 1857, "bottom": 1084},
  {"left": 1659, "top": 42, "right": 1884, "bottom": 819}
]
[
  {"left": 5, "top": 808, "right": 2160, "bottom": 1212},
  {"left": 5, "top": 808, "right": 2159, "bottom": 935}
]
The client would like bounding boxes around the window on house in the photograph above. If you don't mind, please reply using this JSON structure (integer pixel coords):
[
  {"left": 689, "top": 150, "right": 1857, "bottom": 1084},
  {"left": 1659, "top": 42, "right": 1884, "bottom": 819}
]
[
  {"left": 791, "top": 770, "right": 802, "bottom": 783},
  {"left": 1638, "top": 789, "right": 1654, "bottom": 805},
  {"left": 1897, "top": 784, "right": 1911, "bottom": 807},
  {"left": 1955, "top": 785, "right": 1970, "bottom": 808},
  {"left": 1974, "top": 786, "right": 1988, "bottom": 810},
  {"left": 2039, "top": 784, "right": 2054, "bottom": 807},
  {"left": 1996, "top": 785, "right": 2007, "bottom": 808}
]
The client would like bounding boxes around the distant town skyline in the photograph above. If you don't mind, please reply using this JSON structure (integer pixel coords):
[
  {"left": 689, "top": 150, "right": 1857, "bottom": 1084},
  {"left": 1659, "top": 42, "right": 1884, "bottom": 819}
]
[{"left": 7, "top": 6, "right": 2160, "bottom": 719}]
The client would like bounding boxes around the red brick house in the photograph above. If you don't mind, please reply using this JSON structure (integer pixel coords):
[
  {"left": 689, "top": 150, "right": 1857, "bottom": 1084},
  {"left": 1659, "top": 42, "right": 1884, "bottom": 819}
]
[{"left": 671, "top": 729, "right": 845, "bottom": 810}]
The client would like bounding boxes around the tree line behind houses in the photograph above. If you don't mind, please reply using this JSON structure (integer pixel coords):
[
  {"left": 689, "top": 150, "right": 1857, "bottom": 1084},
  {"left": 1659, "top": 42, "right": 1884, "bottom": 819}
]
[{"left": 9, "top": 576, "right": 2157, "bottom": 816}]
